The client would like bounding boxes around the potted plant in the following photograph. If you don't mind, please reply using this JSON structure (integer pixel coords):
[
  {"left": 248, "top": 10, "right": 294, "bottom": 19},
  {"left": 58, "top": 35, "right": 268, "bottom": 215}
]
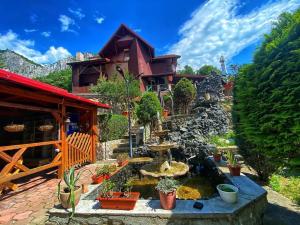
[
  {"left": 92, "top": 165, "right": 111, "bottom": 184},
  {"left": 226, "top": 151, "right": 241, "bottom": 176},
  {"left": 163, "top": 109, "right": 169, "bottom": 118},
  {"left": 155, "top": 177, "right": 178, "bottom": 210},
  {"left": 97, "top": 180, "right": 140, "bottom": 210},
  {"left": 217, "top": 184, "right": 238, "bottom": 203},
  {"left": 116, "top": 153, "right": 129, "bottom": 167},
  {"left": 58, "top": 167, "right": 82, "bottom": 217},
  {"left": 213, "top": 148, "right": 221, "bottom": 162}
]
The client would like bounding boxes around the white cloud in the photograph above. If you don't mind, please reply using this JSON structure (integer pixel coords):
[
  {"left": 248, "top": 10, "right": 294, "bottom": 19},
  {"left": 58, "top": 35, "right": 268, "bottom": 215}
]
[
  {"left": 68, "top": 8, "right": 85, "bottom": 19},
  {"left": 134, "top": 28, "right": 142, "bottom": 33},
  {"left": 95, "top": 17, "right": 105, "bottom": 24},
  {"left": 59, "top": 15, "right": 76, "bottom": 32},
  {"left": 41, "top": 31, "right": 51, "bottom": 37},
  {"left": 24, "top": 29, "right": 37, "bottom": 33},
  {"left": 0, "top": 30, "right": 71, "bottom": 64},
  {"left": 168, "top": 0, "right": 300, "bottom": 69},
  {"left": 30, "top": 14, "right": 38, "bottom": 23}
]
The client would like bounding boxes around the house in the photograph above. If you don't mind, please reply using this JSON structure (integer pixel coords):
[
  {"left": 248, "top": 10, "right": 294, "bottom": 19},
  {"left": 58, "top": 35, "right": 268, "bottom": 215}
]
[
  {"left": 69, "top": 24, "right": 206, "bottom": 97},
  {"left": 0, "top": 69, "right": 110, "bottom": 193}
]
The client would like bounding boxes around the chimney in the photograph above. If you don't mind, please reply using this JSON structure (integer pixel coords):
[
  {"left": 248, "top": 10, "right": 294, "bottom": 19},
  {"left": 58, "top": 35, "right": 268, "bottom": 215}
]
[{"left": 76, "top": 52, "right": 84, "bottom": 61}]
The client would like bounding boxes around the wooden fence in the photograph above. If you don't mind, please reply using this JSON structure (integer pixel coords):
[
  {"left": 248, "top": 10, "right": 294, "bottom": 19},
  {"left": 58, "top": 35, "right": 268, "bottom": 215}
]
[{"left": 66, "top": 132, "right": 93, "bottom": 169}]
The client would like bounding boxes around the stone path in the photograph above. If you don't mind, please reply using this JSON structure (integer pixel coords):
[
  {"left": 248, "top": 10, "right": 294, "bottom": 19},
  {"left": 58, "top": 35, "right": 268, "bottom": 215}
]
[{"left": 0, "top": 164, "right": 100, "bottom": 225}]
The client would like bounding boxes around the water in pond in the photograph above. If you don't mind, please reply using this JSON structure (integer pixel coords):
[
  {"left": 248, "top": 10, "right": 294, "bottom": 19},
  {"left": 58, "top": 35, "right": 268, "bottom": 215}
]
[{"left": 130, "top": 175, "right": 215, "bottom": 200}]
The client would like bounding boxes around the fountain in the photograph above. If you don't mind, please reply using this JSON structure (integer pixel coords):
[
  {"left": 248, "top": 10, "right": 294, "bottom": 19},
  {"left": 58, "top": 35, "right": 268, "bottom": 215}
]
[{"left": 140, "top": 113, "right": 189, "bottom": 178}]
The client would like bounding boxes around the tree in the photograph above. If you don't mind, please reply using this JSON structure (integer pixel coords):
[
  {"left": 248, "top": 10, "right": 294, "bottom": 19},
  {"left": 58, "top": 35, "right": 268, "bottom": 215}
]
[
  {"left": 233, "top": 9, "right": 300, "bottom": 180},
  {"left": 91, "top": 72, "right": 141, "bottom": 112},
  {"left": 34, "top": 69, "right": 72, "bottom": 92},
  {"left": 136, "top": 92, "right": 162, "bottom": 134},
  {"left": 196, "top": 65, "right": 221, "bottom": 75},
  {"left": 173, "top": 78, "right": 196, "bottom": 114},
  {"left": 177, "top": 65, "right": 195, "bottom": 75}
]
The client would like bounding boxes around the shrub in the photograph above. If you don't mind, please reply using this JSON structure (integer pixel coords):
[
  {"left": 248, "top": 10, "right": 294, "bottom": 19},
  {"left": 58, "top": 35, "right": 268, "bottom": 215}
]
[
  {"left": 136, "top": 92, "right": 162, "bottom": 127},
  {"left": 99, "top": 114, "right": 128, "bottom": 142},
  {"left": 233, "top": 10, "right": 300, "bottom": 180},
  {"left": 156, "top": 177, "right": 179, "bottom": 194},
  {"left": 173, "top": 78, "right": 196, "bottom": 114},
  {"left": 35, "top": 69, "right": 72, "bottom": 92}
]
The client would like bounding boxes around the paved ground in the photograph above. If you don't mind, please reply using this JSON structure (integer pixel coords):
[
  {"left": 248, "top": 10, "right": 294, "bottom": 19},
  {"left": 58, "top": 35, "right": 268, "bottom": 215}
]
[
  {"left": 0, "top": 162, "right": 300, "bottom": 225},
  {"left": 0, "top": 164, "right": 100, "bottom": 225}
]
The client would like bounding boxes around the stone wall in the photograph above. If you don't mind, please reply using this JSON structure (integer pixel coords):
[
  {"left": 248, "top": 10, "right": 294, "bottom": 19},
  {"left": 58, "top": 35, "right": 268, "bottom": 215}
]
[{"left": 97, "top": 139, "right": 125, "bottom": 160}]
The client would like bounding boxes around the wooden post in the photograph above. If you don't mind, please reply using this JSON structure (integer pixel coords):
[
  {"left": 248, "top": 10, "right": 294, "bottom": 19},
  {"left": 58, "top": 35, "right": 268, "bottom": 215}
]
[
  {"left": 58, "top": 104, "right": 67, "bottom": 178},
  {"left": 91, "top": 109, "right": 98, "bottom": 163}
]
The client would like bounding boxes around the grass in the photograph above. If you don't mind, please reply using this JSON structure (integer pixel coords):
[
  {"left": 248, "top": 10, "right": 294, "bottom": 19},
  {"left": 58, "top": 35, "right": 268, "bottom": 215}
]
[
  {"left": 209, "top": 131, "right": 236, "bottom": 147},
  {"left": 269, "top": 173, "right": 300, "bottom": 205}
]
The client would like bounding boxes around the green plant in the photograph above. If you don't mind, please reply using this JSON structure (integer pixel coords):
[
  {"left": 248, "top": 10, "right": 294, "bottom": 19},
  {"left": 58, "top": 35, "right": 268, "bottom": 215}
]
[
  {"left": 209, "top": 131, "right": 236, "bottom": 147},
  {"left": 196, "top": 65, "right": 221, "bottom": 75},
  {"left": 109, "top": 164, "right": 117, "bottom": 173},
  {"left": 91, "top": 72, "right": 141, "bottom": 112},
  {"left": 35, "top": 69, "right": 72, "bottom": 91},
  {"left": 136, "top": 92, "right": 162, "bottom": 132},
  {"left": 173, "top": 78, "right": 196, "bottom": 114},
  {"left": 233, "top": 9, "right": 300, "bottom": 180},
  {"left": 155, "top": 177, "right": 179, "bottom": 194},
  {"left": 117, "top": 153, "right": 129, "bottom": 162},
  {"left": 99, "top": 180, "right": 115, "bottom": 198},
  {"left": 177, "top": 65, "right": 195, "bottom": 75},
  {"left": 99, "top": 114, "right": 128, "bottom": 142},
  {"left": 96, "top": 165, "right": 111, "bottom": 176},
  {"left": 57, "top": 167, "right": 81, "bottom": 218},
  {"left": 226, "top": 151, "right": 238, "bottom": 167},
  {"left": 123, "top": 179, "right": 133, "bottom": 197}
]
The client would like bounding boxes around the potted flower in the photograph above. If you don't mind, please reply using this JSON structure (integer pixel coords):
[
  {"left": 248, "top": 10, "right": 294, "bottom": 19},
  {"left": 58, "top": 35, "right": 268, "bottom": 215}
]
[
  {"left": 97, "top": 180, "right": 140, "bottom": 210},
  {"left": 58, "top": 167, "right": 82, "bottom": 218},
  {"left": 217, "top": 184, "right": 238, "bottom": 203},
  {"left": 226, "top": 151, "right": 241, "bottom": 176},
  {"left": 92, "top": 165, "right": 111, "bottom": 184},
  {"left": 213, "top": 148, "right": 221, "bottom": 162},
  {"left": 116, "top": 153, "right": 129, "bottom": 167},
  {"left": 155, "top": 177, "right": 178, "bottom": 210}
]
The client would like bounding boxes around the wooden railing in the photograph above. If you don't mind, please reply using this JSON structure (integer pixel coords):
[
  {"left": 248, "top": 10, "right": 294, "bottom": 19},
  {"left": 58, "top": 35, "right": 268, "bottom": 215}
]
[
  {"left": 66, "top": 132, "right": 92, "bottom": 169},
  {"left": 0, "top": 141, "right": 62, "bottom": 191}
]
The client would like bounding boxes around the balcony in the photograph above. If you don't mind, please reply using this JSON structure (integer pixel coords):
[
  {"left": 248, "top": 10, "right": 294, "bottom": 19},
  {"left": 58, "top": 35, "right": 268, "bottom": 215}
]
[{"left": 146, "top": 84, "right": 171, "bottom": 92}]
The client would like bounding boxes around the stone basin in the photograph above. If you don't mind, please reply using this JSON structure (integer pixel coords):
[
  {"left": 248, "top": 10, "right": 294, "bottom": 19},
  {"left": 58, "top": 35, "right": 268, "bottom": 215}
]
[
  {"left": 148, "top": 143, "right": 176, "bottom": 152},
  {"left": 153, "top": 130, "right": 170, "bottom": 137},
  {"left": 140, "top": 161, "right": 189, "bottom": 178}
]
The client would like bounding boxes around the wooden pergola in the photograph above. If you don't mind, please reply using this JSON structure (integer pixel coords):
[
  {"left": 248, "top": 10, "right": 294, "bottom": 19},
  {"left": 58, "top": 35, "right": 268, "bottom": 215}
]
[{"left": 0, "top": 69, "right": 110, "bottom": 192}]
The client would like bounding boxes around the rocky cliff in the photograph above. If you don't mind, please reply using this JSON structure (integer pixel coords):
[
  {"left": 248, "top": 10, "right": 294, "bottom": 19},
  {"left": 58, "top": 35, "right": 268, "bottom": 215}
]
[{"left": 0, "top": 49, "right": 74, "bottom": 78}]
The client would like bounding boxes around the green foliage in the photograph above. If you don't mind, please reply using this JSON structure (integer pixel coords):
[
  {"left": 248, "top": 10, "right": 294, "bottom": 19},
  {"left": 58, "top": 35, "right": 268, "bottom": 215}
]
[
  {"left": 155, "top": 177, "right": 179, "bottom": 194},
  {"left": 35, "top": 69, "right": 72, "bottom": 92},
  {"left": 177, "top": 65, "right": 195, "bottom": 74},
  {"left": 269, "top": 174, "right": 300, "bottom": 205},
  {"left": 95, "top": 165, "right": 111, "bottom": 176},
  {"left": 173, "top": 78, "right": 196, "bottom": 114},
  {"left": 99, "top": 180, "right": 115, "bottom": 197},
  {"left": 209, "top": 131, "right": 236, "bottom": 147},
  {"left": 99, "top": 114, "right": 128, "bottom": 141},
  {"left": 233, "top": 9, "right": 300, "bottom": 180},
  {"left": 196, "top": 65, "right": 221, "bottom": 75},
  {"left": 136, "top": 92, "right": 162, "bottom": 126},
  {"left": 91, "top": 72, "right": 141, "bottom": 112},
  {"left": 226, "top": 151, "right": 238, "bottom": 167},
  {"left": 58, "top": 167, "right": 81, "bottom": 218}
]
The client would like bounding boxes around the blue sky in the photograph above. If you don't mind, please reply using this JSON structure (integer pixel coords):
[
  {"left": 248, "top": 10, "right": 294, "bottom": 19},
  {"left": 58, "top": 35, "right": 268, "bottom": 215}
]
[{"left": 0, "top": 0, "right": 299, "bottom": 70}]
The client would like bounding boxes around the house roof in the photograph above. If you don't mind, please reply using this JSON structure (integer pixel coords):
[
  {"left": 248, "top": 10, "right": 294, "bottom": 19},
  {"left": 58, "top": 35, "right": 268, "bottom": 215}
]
[
  {"left": 152, "top": 54, "right": 181, "bottom": 61},
  {"left": 0, "top": 69, "right": 110, "bottom": 109},
  {"left": 99, "top": 24, "right": 154, "bottom": 57}
]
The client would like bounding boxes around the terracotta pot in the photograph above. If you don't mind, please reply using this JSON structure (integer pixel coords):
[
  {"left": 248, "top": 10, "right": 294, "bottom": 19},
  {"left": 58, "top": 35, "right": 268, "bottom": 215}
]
[
  {"left": 159, "top": 191, "right": 176, "bottom": 210},
  {"left": 97, "top": 192, "right": 140, "bottom": 210},
  {"left": 117, "top": 160, "right": 129, "bottom": 167},
  {"left": 122, "top": 111, "right": 129, "bottom": 117},
  {"left": 59, "top": 186, "right": 82, "bottom": 209},
  {"left": 213, "top": 154, "right": 221, "bottom": 162},
  {"left": 228, "top": 165, "right": 241, "bottom": 176},
  {"left": 163, "top": 110, "right": 169, "bottom": 118},
  {"left": 92, "top": 174, "right": 110, "bottom": 184}
]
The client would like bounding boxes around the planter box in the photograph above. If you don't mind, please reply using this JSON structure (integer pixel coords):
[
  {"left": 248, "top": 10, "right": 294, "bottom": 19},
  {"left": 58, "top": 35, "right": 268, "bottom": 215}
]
[
  {"left": 97, "top": 192, "right": 140, "bottom": 210},
  {"left": 117, "top": 160, "right": 129, "bottom": 167},
  {"left": 92, "top": 174, "right": 110, "bottom": 184}
]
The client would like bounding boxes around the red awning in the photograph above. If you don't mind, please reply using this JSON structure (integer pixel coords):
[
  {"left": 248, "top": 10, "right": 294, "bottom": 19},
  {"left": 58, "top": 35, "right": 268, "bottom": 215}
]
[{"left": 0, "top": 69, "right": 110, "bottom": 109}]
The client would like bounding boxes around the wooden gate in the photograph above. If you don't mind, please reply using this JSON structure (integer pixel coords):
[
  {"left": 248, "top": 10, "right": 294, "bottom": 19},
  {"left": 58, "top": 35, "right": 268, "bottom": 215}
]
[{"left": 66, "top": 132, "right": 93, "bottom": 169}]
